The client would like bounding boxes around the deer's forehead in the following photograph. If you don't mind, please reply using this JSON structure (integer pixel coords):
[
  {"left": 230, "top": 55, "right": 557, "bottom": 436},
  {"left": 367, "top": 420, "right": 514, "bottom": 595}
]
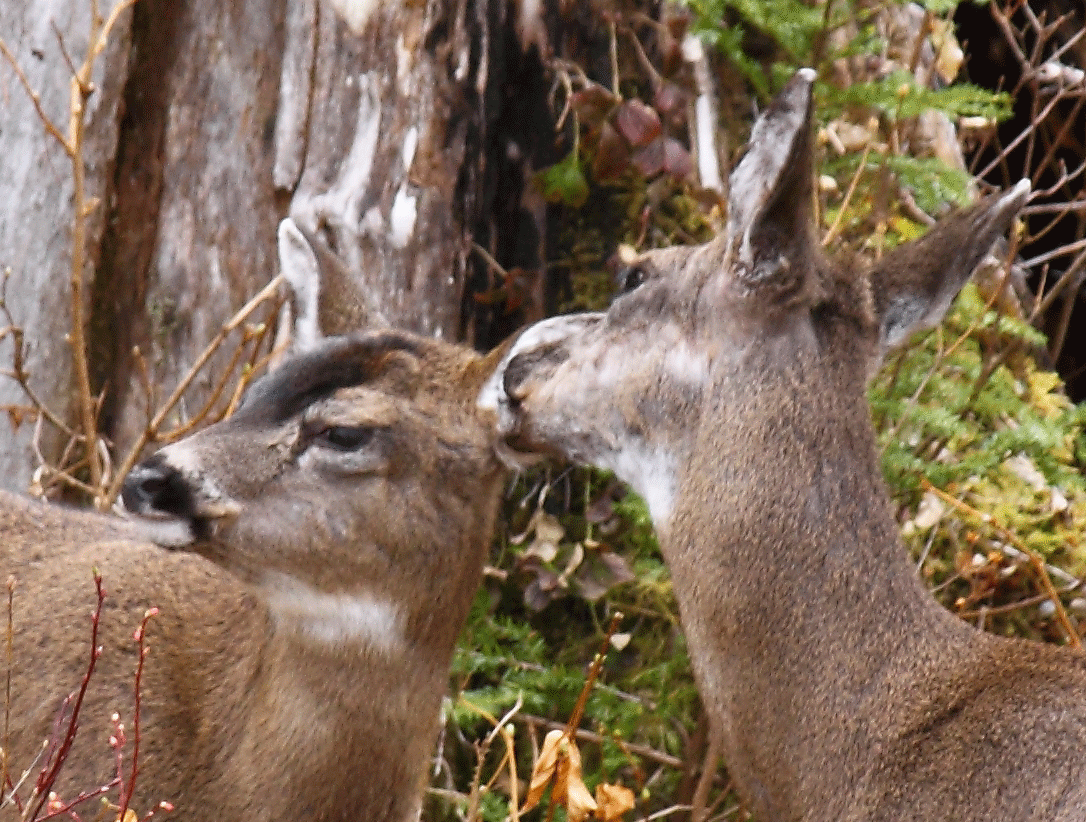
[{"left": 236, "top": 334, "right": 422, "bottom": 421}]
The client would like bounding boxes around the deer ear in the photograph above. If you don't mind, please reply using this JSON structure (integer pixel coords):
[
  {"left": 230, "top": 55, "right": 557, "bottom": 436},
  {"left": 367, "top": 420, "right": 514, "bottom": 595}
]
[
  {"left": 869, "top": 180, "right": 1029, "bottom": 354},
  {"left": 726, "top": 68, "right": 817, "bottom": 285},
  {"left": 278, "top": 218, "right": 324, "bottom": 354}
]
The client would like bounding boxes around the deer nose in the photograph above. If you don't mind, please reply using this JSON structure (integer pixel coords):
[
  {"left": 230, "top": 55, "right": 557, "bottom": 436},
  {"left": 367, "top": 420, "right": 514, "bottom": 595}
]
[
  {"left": 502, "top": 356, "right": 528, "bottom": 406},
  {"left": 503, "top": 346, "right": 561, "bottom": 404},
  {"left": 121, "top": 454, "right": 196, "bottom": 519}
]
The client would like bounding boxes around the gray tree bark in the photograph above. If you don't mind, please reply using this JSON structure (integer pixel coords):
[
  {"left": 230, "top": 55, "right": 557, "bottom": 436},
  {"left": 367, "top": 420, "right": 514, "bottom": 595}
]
[{"left": 0, "top": 0, "right": 524, "bottom": 493}]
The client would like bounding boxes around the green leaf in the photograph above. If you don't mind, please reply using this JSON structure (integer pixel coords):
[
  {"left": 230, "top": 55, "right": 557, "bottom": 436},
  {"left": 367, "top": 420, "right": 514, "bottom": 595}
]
[{"left": 536, "top": 150, "right": 590, "bottom": 208}]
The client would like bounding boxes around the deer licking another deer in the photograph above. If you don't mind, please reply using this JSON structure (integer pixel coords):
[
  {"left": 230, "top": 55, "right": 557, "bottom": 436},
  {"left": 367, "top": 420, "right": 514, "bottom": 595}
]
[
  {"left": 484, "top": 69, "right": 1086, "bottom": 821},
  {"left": 0, "top": 223, "right": 516, "bottom": 821}
]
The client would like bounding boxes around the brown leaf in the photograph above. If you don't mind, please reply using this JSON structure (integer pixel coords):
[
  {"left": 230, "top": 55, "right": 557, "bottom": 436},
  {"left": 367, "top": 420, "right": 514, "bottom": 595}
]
[
  {"left": 572, "top": 83, "right": 621, "bottom": 129},
  {"left": 630, "top": 138, "right": 665, "bottom": 177},
  {"left": 574, "top": 549, "right": 635, "bottom": 602},
  {"left": 522, "top": 729, "right": 564, "bottom": 812},
  {"left": 524, "top": 540, "right": 560, "bottom": 563},
  {"left": 553, "top": 735, "right": 598, "bottom": 822},
  {"left": 592, "top": 120, "right": 631, "bottom": 181},
  {"left": 585, "top": 494, "right": 615, "bottom": 524},
  {"left": 595, "top": 783, "right": 636, "bottom": 822},
  {"left": 653, "top": 81, "right": 686, "bottom": 116},
  {"left": 524, "top": 566, "right": 563, "bottom": 612},
  {"left": 534, "top": 512, "right": 566, "bottom": 545},
  {"left": 661, "top": 137, "right": 694, "bottom": 179},
  {"left": 613, "top": 100, "right": 661, "bottom": 148},
  {"left": 522, "top": 730, "right": 599, "bottom": 822},
  {"left": 563, "top": 767, "right": 599, "bottom": 822}
]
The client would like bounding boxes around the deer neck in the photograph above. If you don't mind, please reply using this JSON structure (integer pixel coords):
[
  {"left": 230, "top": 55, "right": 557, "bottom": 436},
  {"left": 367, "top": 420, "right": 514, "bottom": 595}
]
[
  {"left": 182, "top": 584, "right": 445, "bottom": 822},
  {"left": 655, "top": 351, "right": 983, "bottom": 818}
]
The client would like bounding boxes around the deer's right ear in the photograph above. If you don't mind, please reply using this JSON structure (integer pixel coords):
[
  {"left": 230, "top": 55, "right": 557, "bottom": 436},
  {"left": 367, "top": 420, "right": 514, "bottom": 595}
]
[
  {"left": 867, "top": 180, "right": 1030, "bottom": 356},
  {"left": 725, "top": 68, "right": 817, "bottom": 286}
]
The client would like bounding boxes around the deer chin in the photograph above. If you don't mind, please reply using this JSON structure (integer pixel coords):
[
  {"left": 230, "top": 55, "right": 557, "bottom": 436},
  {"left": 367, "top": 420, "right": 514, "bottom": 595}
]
[{"left": 118, "top": 507, "right": 197, "bottom": 548}]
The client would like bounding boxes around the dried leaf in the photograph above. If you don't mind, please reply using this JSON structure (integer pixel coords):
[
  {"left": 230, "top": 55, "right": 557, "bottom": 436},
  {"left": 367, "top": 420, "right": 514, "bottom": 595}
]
[
  {"left": 562, "top": 765, "right": 598, "bottom": 822},
  {"left": 522, "top": 730, "right": 598, "bottom": 822},
  {"left": 522, "top": 729, "right": 564, "bottom": 812},
  {"left": 524, "top": 540, "right": 560, "bottom": 563},
  {"left": 630, "top": 138, "right": 664, "bottom": 177},
  {"left": 585, "top": 494, "right": 615, "bottom": 524},
  {"left": 572, "top": 83, "right": 621, "bottom": 129},
  {"left": 558, "top": 542, "right": 586, "bottom": 585},
  {"left": 535, "top": 512, "right": 566, "bottom": 545},
  {"left": 553, "top": 736, "right": 598, "bottom": 822},
  {"left": 524, "top": 566, "right": 562, "bottom": 611},
  {"left": 574, "top": 572, "right": 611, "bottom": 602},
  {"left": 614, "top": 100, "right": 661, "bottom": 148},
  {"left": 595, "top": 782, "right": 636, "bottom": 822},
  {"left": 902, "top": 490, "right": 945, "bottom": 536},
  {"left": 661, "top": 137, "right": 694, "bottom": 179},
  {"left": 575, "top": 548, "right": 636, "bottom": 602},
  {"left": 598, "top": 550, "right": 635, "bottom": 585},
  {"left": 609, "top": 632, "right": 632, "bottom": 651},
  {"left": 592, "top": 120, "right": 631, "bottom": 181},
  {"left": 653, "top": 82, "right": 686, "bottom": 116}
]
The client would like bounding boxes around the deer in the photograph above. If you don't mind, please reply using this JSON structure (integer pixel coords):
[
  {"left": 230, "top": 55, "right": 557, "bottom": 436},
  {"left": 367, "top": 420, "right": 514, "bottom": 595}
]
[
  {"left": 0, "top": 220, "right": 517, "bottom": 822},
  {"left": 481, "top": 69, "right": 1086, "bottom": 821}
]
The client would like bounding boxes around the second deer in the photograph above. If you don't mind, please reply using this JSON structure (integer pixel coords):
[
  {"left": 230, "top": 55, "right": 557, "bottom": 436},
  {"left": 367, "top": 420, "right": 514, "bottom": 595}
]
[{"left": 484, "top": 70, "right": 1086, "bottom": 820}]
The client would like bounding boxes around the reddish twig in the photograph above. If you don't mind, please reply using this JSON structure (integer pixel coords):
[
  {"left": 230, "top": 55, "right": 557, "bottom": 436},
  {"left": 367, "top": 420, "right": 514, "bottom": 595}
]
[
  {"left": 116, "top": 607, "right": 159, "bottom": 819},
  {"left": 28, "top": 573, "right": 107, "bottom": 820}
]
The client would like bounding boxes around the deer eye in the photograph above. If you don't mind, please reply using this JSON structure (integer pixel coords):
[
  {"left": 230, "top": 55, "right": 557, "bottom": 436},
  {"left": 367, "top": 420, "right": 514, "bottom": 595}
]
[
  {"left": 618, "top": 265, "right": 647, "bottom": 293},
  {"left": 314, "top": 426, "right": 375, "bottom": 451}
]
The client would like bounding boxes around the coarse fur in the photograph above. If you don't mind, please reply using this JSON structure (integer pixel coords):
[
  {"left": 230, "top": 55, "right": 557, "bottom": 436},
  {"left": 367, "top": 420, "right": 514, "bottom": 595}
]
[
  {"left": 485, "top": 70, "right": 1086, "bottom": 821},
  {"left": 0, "top": 225, "right": 515, "bottom": 822}
]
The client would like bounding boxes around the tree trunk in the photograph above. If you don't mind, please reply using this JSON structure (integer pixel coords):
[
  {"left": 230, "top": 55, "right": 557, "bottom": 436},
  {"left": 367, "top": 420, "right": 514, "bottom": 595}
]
[{"left": 0, "top": 0, "right": 539, "bottom": 493}]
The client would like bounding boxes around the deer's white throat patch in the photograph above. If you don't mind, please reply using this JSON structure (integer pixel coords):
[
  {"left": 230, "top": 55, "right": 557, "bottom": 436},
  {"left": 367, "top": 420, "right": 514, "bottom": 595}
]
[
  {"left": 600, "top": 444, "right": 677, "bottom": 528},
  {"left": 263, "top": 573, "right": 407, "bottom": 654}
]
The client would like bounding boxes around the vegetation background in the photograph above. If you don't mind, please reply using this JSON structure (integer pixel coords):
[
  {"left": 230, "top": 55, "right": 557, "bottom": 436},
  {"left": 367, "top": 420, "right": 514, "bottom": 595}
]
[{"left": 1, "top": 0, "right": 1085, "bottom": 820}]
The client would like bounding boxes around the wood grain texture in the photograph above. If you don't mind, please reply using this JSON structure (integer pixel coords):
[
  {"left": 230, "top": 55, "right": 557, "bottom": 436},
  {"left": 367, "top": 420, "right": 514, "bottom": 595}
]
[
  {"left": 0, "top": 0, "right": 510, "bottom": 486},
  {"left": 0, "top": 0, "right": 132, "bottom": 491}
]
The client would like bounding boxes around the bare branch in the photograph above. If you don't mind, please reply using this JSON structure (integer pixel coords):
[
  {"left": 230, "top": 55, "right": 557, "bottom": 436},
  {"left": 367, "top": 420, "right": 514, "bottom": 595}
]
[{"left": 0, "top": 38, "right": 72, "bottom": 153}]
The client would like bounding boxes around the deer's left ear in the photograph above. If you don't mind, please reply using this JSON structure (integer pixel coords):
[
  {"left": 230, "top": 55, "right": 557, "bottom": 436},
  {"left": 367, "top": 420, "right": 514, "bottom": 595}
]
[
  {"left": 278, "top": 218, "right": 324, "bottom": 354},
  {"left": 867, "top": 180, "right": 1030, "bottom": 355},
  {"left": 725, "top": 68, "right": 817, "bottom": 286}
]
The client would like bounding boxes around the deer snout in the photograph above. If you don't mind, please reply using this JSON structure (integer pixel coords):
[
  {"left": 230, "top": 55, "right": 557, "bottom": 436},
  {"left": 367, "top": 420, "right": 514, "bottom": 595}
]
[
  {"left": 123, "top": 454, "right": 194, "bottom": 519},
  {"left": 122, "top": 450, "right": 242, "bottom": 547},
  {"left": 121, "top": 454, "right": 205, "bottom": 547}
]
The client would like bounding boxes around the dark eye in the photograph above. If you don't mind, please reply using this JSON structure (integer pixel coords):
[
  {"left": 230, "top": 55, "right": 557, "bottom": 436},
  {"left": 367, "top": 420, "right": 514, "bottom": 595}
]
[
  {"left": 315, "top": 426, "right": 374, "bottom": 451},
  {"left": 618, "top": 265, "right": 647, "bottom": 293}
]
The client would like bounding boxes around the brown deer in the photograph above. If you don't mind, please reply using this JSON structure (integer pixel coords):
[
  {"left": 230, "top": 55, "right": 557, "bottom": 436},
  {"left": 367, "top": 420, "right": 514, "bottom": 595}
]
[
  {"left": 0, "top": 223, "right": 515, "bottom": 821},
  {"left": 482, "top": 69, "right": 1086, "bottom": 821}
]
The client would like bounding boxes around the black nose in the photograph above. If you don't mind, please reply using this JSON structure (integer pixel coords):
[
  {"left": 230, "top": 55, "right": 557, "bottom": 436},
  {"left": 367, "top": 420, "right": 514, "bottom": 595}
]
[
  {"left": 121, "top": 453, "right": 196, "bottom": 519},
  {"left": 502, "top": 355, "right": 528, "bottom": 406}
]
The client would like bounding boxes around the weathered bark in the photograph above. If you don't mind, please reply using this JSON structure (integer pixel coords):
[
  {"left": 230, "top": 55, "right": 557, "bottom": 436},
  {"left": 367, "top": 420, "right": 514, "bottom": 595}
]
[
  {"left": 0, "top": 0, "right": 536, "bottom": 491},
  {"left": 0, "top": 1, "right": 132, "bottom": 492}
]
